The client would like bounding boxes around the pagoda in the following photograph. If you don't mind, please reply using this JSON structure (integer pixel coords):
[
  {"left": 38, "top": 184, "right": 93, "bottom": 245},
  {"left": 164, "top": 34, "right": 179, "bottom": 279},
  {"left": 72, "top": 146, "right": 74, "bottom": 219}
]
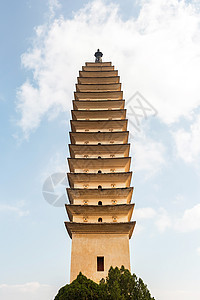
[{"left": 65, "top": 50, "right": 136, "bottom": 283}]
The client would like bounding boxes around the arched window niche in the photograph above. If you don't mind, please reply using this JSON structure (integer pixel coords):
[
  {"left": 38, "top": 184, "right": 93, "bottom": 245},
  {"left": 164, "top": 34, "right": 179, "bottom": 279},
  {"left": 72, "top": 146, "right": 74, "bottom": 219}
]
[
  {"left": 98, "top": 217, "right": 102, "bottom": 222},
  {"left": 112, "top": 216, "right": 117, "bottom": 222},
  {"left": 98, "top": 201, "right": 102, "bottom": 205},
  {"left": 83, "top": 216, "right": 88, "bottom": 222}
]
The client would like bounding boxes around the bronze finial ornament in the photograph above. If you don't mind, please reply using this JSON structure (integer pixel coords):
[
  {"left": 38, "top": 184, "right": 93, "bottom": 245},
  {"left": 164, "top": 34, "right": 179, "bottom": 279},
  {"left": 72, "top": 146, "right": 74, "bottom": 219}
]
[{"left": 94, "top": 49, "right": 103, "bottom": 62}]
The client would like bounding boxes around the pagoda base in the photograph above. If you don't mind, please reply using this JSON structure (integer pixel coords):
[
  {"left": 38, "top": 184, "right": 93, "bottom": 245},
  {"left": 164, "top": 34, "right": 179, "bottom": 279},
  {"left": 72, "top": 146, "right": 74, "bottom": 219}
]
[{"left": 70, "top": 233, "right": 131, "bottom": 283}]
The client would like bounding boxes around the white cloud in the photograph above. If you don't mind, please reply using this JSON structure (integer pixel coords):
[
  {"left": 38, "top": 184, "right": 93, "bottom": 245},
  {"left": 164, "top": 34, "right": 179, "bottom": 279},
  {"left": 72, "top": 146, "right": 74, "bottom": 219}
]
[
  {"left": 133, "top": 207, "right": 172, "bottom": 234},
  {"left": 196, "top": 247, "right": 200, "bottom": 256},
  {"left": 155, "top": 208, "right": 172, "bottom": 232},
  {"left": 0, "top": 204, "right": 29, "bottom": 217},
  {"left": 153, "top": 288, "right": 200, "bottom": 300},
  {"left": 48, "top": 0, "right": 61, "bottom": 19},
  {"left": 133, "top": 207, "right": 156, "bottom": 234},
  {"left": 173, "top": 194, "right": 185, "bottom": 204},
  {"left": 134, "top": 207, "right": 156, "bottom": 219},
  {"left": 40, "top": 151, "right": 68, "bottom": 182},
  {"left": 174, "top": 203, "right": 200, "bottom": 232},
  {"left": 0, "top": 282, "right": 56, "bottom": 300},
  {"left": 135, "top": 203, "right": 200, "bottom": 233},
  {"left": 173, "top": 114, "right": 200, "bottom": 164},
  {"left": 16, "top": 0, "right": 200, "bottom": 137},
  {"left": 132, "top": 133, "right": 166, "bottom": 178}
]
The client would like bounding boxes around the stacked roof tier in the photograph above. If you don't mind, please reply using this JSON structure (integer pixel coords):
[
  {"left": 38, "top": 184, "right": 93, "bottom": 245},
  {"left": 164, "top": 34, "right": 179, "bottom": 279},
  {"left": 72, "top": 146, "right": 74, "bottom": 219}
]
[{"left": 65, "top": 61, "right": 135, "bottom": 239}]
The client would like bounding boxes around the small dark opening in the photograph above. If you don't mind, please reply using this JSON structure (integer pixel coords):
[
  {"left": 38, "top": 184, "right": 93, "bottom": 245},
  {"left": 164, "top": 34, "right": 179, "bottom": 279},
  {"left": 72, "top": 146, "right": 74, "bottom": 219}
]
[
  {"left": 97, "top": 257, "right": 104, "bottom": 271},
  {"left": 98, "top": 142, "right": 101, "bottom": 145},
  {"left": 98, "top": 156, "right": 101, "bottom": 159},
  {"left": 98, "top": 185, "right": 102, "bottom": 189},
  {"left": 98, "top": 201, "right": 102, "bottom": 205},
  {"left": 98, "top": 170, "right": 102, "bottom": 173},
  {"left": 98, "top": 131, "right": 101, "bottom": 133},
  {"left": 98, "top": 217, "right": 102, "bottom": 222}
]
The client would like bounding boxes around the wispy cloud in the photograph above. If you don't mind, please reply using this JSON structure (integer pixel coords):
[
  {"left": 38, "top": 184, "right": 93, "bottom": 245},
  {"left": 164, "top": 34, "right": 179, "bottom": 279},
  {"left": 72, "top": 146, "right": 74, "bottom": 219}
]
[
  {"left": 174, "top": 203, "right": 200, "bottom": 232},
  {"left": 155, "top": 208, "right": 172, "bottom": 232},
  {"left": 134, "top": 207, "right": 156, "bottom": 219},
  {"left": 154, "top": 287, "right": 200, "bottom": 300},
  {"left": 16, "top": 0, "right": 200, "bottom": 138},
  {"left": 197, "top": 247, "right": 200, "bottom": 256},
  {"left": 134, "top": 207, "right": 172, "bottom": 233},
  {"left": 134, "top": 203, "right": 200, "bottom": 233},
  {"left": 0, "top": 203, "right": 29, "bottom": 217},
  {"left": 40, "top": 151, "right": 68, "bottom": 183},
  {"left": 0, "top": 282, "right": 55, "bottom": 300},
  {"left": 0, "top": 94, "right": 5, "bottom": 102},
  {"left": 173, "top": 114, "right": 200, "bottom": 165},
  {"left": 48, "top": 0, "right": 61, "bottom": 19},
  {"left": 132, "top": 132, "right": 166, "bottom": 178}
]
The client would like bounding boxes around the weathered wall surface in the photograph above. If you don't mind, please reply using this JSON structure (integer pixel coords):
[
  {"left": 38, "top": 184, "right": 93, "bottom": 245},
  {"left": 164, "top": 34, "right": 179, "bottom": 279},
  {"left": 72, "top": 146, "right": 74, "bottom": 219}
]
[{"left": 70, "top": 233, "right": 130, "bottom": 282}]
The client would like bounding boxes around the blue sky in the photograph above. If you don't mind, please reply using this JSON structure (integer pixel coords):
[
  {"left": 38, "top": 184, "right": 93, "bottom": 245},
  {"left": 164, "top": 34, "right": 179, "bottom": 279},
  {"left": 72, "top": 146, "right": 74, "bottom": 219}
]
[{"left": 1, "top": 0, "right": 200, "bottom": 299}]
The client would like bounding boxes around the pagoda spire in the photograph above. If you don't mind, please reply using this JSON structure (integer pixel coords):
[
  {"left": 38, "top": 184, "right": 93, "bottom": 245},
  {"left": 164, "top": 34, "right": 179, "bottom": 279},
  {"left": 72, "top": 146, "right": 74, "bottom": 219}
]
[{"left": 65, "top": 56, "right": 135, "bottom": 283}]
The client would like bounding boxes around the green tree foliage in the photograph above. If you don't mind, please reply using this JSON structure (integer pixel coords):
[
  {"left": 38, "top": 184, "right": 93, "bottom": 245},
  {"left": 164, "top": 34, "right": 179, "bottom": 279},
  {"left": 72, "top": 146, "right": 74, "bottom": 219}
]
[
  {"left": 54, "top": 272, "right": 100, "bottom": 300},
  {"left": 54, "top": 266, "right": 155, "bottom": 300}
]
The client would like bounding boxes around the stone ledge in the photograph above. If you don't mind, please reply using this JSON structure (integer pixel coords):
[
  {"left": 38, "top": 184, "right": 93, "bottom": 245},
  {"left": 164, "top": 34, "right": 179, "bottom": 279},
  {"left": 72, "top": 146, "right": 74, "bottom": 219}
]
[{"left": 65, "top": 221, "right": 136, "bottom": 239}]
